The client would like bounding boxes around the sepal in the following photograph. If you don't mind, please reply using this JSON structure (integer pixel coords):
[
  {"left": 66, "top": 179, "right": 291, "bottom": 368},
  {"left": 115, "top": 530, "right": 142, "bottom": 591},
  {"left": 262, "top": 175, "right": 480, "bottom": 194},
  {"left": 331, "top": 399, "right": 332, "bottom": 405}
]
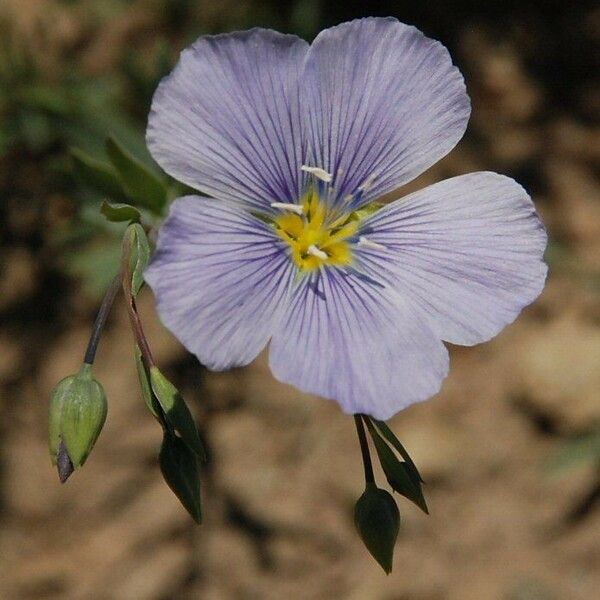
[
  {"left": 365, "top": 418, "right": 428, "bottom": 514},
  {"left": 149, "top": 367, "right": 206, "bottom": 461},
  {"left": 159, "top": 431, "right": 202, "bottom": 523},
  {"left": 134, "top": 346, "right": 162, "bottom": 420},
  {"left": 124, "top": 223, "right": 151, "bottom": 296}
]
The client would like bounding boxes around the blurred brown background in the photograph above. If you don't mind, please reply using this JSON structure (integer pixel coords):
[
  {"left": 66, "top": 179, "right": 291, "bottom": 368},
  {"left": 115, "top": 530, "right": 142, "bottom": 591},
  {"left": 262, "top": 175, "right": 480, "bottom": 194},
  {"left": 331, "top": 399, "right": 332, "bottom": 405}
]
[{"left": 0, "top": 1, "right": 598, "bottom": 599}]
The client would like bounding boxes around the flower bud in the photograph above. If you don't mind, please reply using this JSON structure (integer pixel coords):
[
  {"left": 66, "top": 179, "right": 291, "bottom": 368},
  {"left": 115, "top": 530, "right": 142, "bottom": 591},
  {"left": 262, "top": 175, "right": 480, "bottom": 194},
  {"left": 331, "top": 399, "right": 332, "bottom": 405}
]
[
  {"left": 354, "top": 483, "right": 400, "bottom": 574},
  {"left": 49, "top": 364, "right": 107, "bottom": 473}
]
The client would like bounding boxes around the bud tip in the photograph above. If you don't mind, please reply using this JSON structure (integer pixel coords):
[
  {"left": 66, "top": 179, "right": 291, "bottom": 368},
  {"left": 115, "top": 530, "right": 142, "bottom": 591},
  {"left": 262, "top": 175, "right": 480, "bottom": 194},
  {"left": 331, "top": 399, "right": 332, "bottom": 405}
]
[{"left": 57, "top": 441, "right": 75, "bottom": 483}]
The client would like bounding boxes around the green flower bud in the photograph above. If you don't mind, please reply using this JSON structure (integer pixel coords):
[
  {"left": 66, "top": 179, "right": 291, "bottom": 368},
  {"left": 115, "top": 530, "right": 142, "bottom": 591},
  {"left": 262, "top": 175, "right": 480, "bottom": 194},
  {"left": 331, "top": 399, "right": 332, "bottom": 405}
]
[
  {"left": 49, "top": 364, "right": 107, "bottom": 473},
  {"left": 354, "top": 484, "right": 400, "bottom": 574}
]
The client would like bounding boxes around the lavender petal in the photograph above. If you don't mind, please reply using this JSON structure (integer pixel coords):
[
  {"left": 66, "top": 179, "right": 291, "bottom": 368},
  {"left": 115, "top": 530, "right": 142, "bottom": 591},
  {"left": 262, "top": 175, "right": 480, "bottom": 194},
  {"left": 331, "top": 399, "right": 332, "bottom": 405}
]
[
  {"left": 145, "top": 197, "right": 295, "bottom": 369},
  {"left": 269, "top": 268, "right": 449, "bottom": 419},
  {"left": 302, "top": 17, "right": 470, "bottom": 208},
  {"left": 358, "top": 172, "right": 548, "bottom": 345},
  {"left": 147, "top": 29, "right": 308, "bottom": 211}
]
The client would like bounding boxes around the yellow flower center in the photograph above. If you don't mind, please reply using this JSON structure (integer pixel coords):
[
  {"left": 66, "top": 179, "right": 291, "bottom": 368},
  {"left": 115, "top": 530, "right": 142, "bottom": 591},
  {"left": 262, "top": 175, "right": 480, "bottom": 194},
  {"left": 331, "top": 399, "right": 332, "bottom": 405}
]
[{"left": 274, "top": 188, "right": 358, "bottom": 272}]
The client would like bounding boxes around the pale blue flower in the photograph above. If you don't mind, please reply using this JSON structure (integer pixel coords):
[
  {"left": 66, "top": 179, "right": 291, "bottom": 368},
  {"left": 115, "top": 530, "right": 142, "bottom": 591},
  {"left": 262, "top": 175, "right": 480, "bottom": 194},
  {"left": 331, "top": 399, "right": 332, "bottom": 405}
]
[{"left": 144, "top": 18, "right": 547, "bottom": 419}]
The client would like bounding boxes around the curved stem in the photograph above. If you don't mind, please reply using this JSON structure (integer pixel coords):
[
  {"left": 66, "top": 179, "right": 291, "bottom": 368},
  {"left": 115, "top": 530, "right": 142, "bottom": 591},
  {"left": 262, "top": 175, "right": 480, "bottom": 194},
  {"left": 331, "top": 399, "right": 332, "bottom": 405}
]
[
  {"left": 83, "top": 275, "right": 121, "bottom": 365},
  {"left": 354, "top": 414, "right": 375, "bottom": 485},
  {"left": 121, "top": 242, "right": 155, "bottom": 368}
]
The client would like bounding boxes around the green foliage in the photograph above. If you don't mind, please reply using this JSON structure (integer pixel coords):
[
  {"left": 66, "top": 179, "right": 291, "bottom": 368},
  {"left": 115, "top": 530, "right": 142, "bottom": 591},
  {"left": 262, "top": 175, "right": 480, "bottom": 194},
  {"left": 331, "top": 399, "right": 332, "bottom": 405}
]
[
  {"left": 106, "top": 135, "right": 167, "bottom": 214},
  {"left": 0, "top": 5, "right": 172, "bottom": 302},
  {"left": 101, "top": 201, "right": 141, "bottom": 224},
  {"left": 72, "top": 149, "right": 130, "bottom": 203},
  {"left": 354, "top": 484, "right": 400, "bottom": 574}
]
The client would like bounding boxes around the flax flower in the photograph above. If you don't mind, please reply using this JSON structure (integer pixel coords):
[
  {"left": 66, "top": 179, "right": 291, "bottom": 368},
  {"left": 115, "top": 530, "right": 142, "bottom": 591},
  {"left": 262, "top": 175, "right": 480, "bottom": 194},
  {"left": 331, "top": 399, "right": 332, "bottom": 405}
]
[{"left": 145, "top": 18, "right": 547, "bottom": 419}]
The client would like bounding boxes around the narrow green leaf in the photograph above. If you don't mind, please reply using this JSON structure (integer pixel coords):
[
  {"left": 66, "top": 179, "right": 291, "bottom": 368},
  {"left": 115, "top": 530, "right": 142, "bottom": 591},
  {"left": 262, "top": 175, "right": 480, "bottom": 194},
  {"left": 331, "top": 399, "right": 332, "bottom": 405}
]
[
  {"left": 159, "top": 432, "right": 202, "bottom": 523},
  {"left": 134, "top": 345, "right": 163, "bottom": 421},
  {"left": 366, "top": 421, "right": 428, "bottom": 514},
  {"left": 372, "top": 419, "right": 424, "bottom": 484},
  {"left": 106, "top": 135, "right": 167, "bottom": 214},
  {"left": 101, "top": 201, "right": 141, "bottom": 223},
  {"left": 71, "top": 147, "right": 128, "bottom": 201},
  {"left": 354, "top": 484, "right": 400, "bottom": 574},
  {"left": 124, "top": 223, "right": 150, "bottom": 296},
  {"left": 150, "top": 367, "right": 206, "bottom": 461}
]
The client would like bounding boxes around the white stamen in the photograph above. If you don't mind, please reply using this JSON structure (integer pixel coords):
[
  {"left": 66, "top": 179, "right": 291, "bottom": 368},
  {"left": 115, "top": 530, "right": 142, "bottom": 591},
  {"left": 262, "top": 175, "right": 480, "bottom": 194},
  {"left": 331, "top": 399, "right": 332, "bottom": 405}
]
[
  {"left": 301, "top": 165, "right": 333, "bottom": 183},
  {"left": 270, "top": 202, "right": 304, "bottom": 215},
  {"left": 357, "top": 236, "right": 386, "bottom": 250},
  {"left": 307, "top": 244, "right": 328, "bottom": 260}
]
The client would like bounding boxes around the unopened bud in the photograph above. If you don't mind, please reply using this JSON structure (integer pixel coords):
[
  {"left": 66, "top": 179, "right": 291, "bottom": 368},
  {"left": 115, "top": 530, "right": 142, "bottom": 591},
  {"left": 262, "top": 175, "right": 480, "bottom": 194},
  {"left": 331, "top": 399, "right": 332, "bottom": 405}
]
[
  {"left": 49, "top": 364, "right": 107, "bottom": 477},
  {"left": 354, "top": 484, "right": 400, "bottom": 574}
]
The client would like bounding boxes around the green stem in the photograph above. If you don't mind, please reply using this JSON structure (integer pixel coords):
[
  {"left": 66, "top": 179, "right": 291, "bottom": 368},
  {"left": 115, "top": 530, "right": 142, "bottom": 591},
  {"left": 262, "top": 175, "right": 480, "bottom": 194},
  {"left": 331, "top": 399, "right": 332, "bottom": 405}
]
[
  {"left": 121, "top": 241, "right": 154, "bottom": 368},
  {"left": 83, "top": 275, "right": 121, "bottom": 365},
  {"left": 354, "top": 414, "right": 375, "bottom": 485}
]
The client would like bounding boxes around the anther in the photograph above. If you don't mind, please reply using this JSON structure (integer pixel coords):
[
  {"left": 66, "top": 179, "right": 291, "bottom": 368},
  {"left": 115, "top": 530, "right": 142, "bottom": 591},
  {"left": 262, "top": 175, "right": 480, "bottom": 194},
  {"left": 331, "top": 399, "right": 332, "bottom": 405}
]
[
  {"left": 357, "top": 236, "right": 386, "bottom": 250},
  {"left": 301, "top": 165, "right": 333, "bottom": 183},
  {"left": 271, "top": 202, "right": 304, "bottom": 215},
  {"left": 358, "top": 175, "right": 375, "bottom": 192},
  {"left": 307, "top": 244, "right": 328, "bottom": 260}
]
